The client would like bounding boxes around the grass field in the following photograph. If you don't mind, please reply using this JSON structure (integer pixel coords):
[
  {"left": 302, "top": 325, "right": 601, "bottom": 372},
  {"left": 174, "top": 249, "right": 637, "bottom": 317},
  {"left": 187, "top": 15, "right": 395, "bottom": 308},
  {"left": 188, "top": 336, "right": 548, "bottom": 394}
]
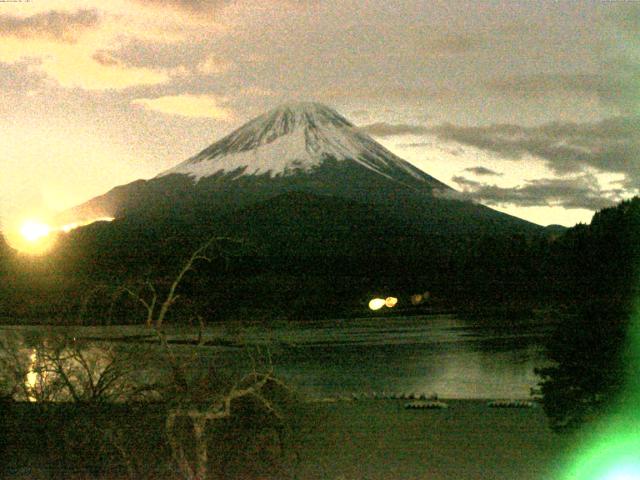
[
  {"left": 2, "top": 398, "right": 573, "bottom": 479},
  {"left": 294, "top": 399, "right": 571, "bottom": 480}
]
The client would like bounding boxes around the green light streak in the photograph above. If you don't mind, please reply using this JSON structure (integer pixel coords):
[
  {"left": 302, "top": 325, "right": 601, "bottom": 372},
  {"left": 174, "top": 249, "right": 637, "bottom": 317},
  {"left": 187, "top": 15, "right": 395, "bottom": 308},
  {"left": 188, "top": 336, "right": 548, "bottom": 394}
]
[
  {"left": 561, "top": 429, "right": 640, "bottom": 479},
  {"left": 558, "top": 308, "right": 640, "bottom": 480}
]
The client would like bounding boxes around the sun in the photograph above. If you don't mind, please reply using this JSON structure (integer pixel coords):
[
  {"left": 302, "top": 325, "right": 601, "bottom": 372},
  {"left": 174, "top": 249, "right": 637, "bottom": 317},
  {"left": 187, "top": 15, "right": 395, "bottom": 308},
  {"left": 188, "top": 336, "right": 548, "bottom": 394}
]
[
  {"left": 20, "top": 220, "right": 52, "bottom": 243},
  {"left": 6, "top": 216, "right": 116, "bottom": 255},
  {"left": 5, "top": 218, "right": 57, "bottom": 255}
]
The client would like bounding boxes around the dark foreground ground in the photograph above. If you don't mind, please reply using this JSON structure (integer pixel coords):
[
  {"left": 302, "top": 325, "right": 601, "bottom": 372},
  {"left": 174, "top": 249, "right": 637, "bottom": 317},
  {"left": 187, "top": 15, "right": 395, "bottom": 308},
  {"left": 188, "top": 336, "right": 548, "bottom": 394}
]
[
  {"left": 2, "top": 399, "right": 571, "bottom": 480},
  {"left": 297, "top": 399, "right": 571, "bottom": 480}
]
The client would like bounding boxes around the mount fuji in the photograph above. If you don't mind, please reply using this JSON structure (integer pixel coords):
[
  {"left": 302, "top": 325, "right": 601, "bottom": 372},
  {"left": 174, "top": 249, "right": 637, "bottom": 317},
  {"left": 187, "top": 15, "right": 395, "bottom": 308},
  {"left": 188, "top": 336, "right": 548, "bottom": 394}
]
[
  {"left": 46, "top": 102, "right": 549, "bottom": 320},
  {"left": 59, "top": 102, "right": 537, "bottom": 241},
  {"left": 58, "top": 103, "right": 543, "bottom": 271},
  {"left": 159, "top": 101, "right": 448, "bottom": 189}
]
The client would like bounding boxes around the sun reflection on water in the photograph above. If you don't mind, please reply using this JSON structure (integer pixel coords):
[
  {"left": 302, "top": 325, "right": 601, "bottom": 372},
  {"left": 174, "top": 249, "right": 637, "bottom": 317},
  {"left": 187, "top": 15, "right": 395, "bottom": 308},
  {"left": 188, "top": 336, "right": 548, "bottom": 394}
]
[{"left": 26, "top": 349, "right": 40, "bottom": 402}]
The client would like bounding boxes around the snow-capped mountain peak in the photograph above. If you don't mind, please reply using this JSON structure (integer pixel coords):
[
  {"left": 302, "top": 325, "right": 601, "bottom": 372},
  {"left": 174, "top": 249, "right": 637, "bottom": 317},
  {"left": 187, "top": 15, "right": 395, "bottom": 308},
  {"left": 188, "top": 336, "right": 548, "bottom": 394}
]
[
  {"left": 58, "top": 101, "right": 539, "bottom": 237},
  {"left": 158, "top": 102, "right": 444, "bottom": 187}
]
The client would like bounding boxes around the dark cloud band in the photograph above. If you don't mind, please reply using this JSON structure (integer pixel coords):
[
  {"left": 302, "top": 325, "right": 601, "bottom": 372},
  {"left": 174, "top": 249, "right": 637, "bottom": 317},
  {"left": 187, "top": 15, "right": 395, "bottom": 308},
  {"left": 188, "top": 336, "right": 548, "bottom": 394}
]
[
  {"left": 463, "top": 166, "right": 502, "bottom": 176},
  {"left": 360, "top": 122, "right": 431, "bottom": 137},
  {"left": 131, "top": 0, "right": 227, "bottom": 14},
  {"left": 450, "top": 175, "right": 624, "bottom": 211},
  {"left": 0, "top": 9, "right": 99, "bottom": 43},
  {"left": 430, "top": 116, "right": 640, "bottom": 188}
]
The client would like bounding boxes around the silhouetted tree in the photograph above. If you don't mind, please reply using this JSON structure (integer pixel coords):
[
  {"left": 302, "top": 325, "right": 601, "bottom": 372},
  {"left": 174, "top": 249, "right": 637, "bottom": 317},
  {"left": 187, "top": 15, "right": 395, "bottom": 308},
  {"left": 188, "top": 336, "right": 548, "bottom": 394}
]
[
  {"left": 125, "top": 236, "right": 299, "bottom": 480},
  {"left": 536, "top": 304, "right": 630, "bottom": 432},
  {"left": 536, "top": 197, "right": 640, "bottom": 431}
]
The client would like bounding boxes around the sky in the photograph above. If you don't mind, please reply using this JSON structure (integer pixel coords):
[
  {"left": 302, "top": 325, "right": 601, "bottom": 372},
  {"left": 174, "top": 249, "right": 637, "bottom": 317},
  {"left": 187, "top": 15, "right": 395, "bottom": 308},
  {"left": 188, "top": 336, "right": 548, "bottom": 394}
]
[{"left": 0, "top": 0, "right": 638, "bottom": 230}]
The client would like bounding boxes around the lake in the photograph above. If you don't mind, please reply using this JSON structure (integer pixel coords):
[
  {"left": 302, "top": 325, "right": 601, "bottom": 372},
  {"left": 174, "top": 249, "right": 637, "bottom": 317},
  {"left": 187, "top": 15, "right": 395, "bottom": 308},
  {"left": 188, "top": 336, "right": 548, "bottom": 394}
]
[
  {"left": 1, "top": 314, "right": 551, "bottom": 400},
  {"left": 261, "top": 314, "right": 552, "bottom": 399}
]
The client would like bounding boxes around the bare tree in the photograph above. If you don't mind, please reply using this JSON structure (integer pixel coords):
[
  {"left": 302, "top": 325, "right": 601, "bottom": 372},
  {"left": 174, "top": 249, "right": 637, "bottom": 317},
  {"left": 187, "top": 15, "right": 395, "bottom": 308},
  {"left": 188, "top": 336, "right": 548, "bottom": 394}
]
[
  {"left": 0, "top": 330, "right": 33, "bottom": 401},
  {"left": 124, "top": 236, "right": 296, "bottom": 480},
  {"left": 0, "top": 236, "right": 298, "bottom": 480},
  {"left": 0, "top": 331, "right": 152, "bottom": 403}
]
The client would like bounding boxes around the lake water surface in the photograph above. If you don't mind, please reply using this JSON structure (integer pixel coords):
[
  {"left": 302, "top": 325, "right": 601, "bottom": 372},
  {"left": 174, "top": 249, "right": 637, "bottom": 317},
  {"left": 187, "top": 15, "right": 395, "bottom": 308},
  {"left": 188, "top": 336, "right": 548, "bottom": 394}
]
[
  {"left": 264, "top": 315, "right": 551, "bottom": 399},
  {"left": 1, "top": 314, "right": 552, "bottom": 400}
]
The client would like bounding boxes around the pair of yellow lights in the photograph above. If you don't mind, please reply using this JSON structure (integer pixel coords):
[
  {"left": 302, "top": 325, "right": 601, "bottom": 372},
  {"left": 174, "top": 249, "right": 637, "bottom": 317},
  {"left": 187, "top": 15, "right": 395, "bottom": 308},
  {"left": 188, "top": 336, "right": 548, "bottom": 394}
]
[{"left": 368, "top": 297, "right": 398, "bottom": 311}]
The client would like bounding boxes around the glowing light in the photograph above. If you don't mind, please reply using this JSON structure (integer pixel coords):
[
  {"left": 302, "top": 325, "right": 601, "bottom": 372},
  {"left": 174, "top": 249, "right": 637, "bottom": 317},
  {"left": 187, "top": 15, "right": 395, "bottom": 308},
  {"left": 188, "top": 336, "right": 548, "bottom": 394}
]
[
  {"left": 562, "top": 434, "right": 640, "bottom": 480},
  {"left": 7, "top": 216, "right": 115, "bottom": 255},
  {"left": 410, "top": 294, "right": 423, "bottom": 305},
  {"left": 61, "top": 222, "right": 80, "bottom": 233},
  {"left": 26, "top": 349, "right": 39, "bottom": 402},
  {"left": 602, "top": 464, "right": 640, "bottom": 480},
  {"left": 59, "top": 216, "right": 114, "bottom": 233},
  {"left": 385, "top": 297, "right": 398, "bottom": 308},
  {"left": 369, "top": 298, "right": 386, "bottom": 311},
  {"left": 7, "top": 218, "right": 58, "bottom": 255},
  {"left": 557, "top": 308, "right": 640, "bottom": 480},
  {"left": 20, "top": 220, "right": 51, "bottom": 242}
]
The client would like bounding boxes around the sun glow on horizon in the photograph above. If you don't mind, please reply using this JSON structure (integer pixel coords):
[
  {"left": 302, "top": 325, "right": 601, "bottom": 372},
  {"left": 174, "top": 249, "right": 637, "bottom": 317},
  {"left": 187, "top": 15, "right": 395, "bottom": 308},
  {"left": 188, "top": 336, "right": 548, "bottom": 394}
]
[
  {"left": 20, "top": 220, "right": 51, "bottom": 243},
  {"left": 7, "top": 216, "right": 115, "bottom": 255},
  {"left": 8, "top": 219, "right": 57, "bottom": 255},
  {"left": 59, "top": 217, "right": 115, "bottom": 233}
]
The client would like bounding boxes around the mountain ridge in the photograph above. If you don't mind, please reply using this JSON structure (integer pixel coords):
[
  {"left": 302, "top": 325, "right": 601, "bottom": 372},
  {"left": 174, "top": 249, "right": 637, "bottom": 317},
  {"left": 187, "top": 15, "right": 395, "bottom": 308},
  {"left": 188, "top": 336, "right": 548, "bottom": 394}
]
[{"left": 56, "top": 101, "right": 539, "bottom": 239}]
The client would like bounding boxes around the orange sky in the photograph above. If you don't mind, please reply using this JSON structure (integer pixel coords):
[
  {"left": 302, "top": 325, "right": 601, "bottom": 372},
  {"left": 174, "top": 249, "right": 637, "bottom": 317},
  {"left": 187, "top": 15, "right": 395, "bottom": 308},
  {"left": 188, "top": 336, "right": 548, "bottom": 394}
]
[{"left": 0, "top": 0, "right": 638, "bottom": 231}]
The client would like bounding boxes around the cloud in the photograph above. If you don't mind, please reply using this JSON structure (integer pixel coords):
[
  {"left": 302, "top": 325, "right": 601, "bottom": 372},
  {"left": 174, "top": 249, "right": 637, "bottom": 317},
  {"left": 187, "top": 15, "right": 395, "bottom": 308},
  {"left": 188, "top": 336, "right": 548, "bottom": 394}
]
[
  {"left": 483, "top": 5, "right": 640, "bottom": 116},
  {"left": 599, "top": 58, "right": 640, "bottom": 116},
  {"left": 0, "top": 7, "right": 179, "bottom": 90},
  {"left": 429, "top": 116, "right": 640, "bottom": 187},
  {"left": 486, "top": 73, "right": 608, "bottom": 99},
  {"left": 0, "top": 9, "right": 99, "bottom": 43},
  {"left": 607, "top": 1, "right": 640, "bottom": 35},
  {"left": 398, "top": 141, "right": 432, "bottom": 148},
  {"left": 90, "top": 39, "right": 234, "bottom": 80},
  {"left": 237, "top": 86, "right": 274, "bottom": 97},
  {"left": 321, "top": 83, "right": 457, "bottom": 104},
  {"left": 93, "top": 39, "right": 203, "bottom": 70},
  {"left": 485, "top": 71, "right": 637, "bottom": 113},
  {"left": 350, "top": 110, "right": 370, "bottom": 119},
  {"left": 422, "top": 33, "right": 484, "bottom": 55},
  {"left": 451, "top": 174, "right": 624, "bottom": 211},
  {"left": 360, "top": 122, "right": 431, "bottom": 137},
  {"left": 43, "top": 56, "right": 171, "bottom": 90},
  {"left": 0, "top": 60, "right": 49, "bottom": 93},
  {"left": 131, "top": 94, "right": 232, "bottom": 119},
  {"left": 197, "top": 54, "right": 232, "bottom": 75},
  {"left": 450, "top": 175, "right": 482, "bottom": 190},
  {"left": 91, "top": 50, "right": 119, "bottom": 67},
  {"left": 463, "top": 166, "right": 502, "bottom": 176},
  {"left": 0, "top": 43, "right": 170, "bottom": 90},
  {"left": 133, "top": 0, "right": 324, "bottom": 16},
  {"left": 130, "top": 0, "right": 237, "bottom": 18}
]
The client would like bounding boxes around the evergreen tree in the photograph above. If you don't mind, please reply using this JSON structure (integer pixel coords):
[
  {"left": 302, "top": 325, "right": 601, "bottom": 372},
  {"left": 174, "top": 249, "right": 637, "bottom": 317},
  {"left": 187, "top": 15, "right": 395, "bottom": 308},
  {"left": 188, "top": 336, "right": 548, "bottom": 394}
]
[
  {"left": 536, "top": 197, "right": 640, "bottom": 431},
  {"left": 536, "top": 304, "right": 629, "bottom": 432}
]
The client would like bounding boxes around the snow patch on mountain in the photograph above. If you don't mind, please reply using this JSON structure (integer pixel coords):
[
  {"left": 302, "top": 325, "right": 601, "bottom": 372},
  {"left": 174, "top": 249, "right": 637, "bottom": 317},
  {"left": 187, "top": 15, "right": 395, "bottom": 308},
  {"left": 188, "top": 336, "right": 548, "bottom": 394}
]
[
  {"left": 163, "top": 121, "right": 392, "bottom": 180},
  {"left": 158, "top": 102, "right": 436, "bottom": 184}
]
